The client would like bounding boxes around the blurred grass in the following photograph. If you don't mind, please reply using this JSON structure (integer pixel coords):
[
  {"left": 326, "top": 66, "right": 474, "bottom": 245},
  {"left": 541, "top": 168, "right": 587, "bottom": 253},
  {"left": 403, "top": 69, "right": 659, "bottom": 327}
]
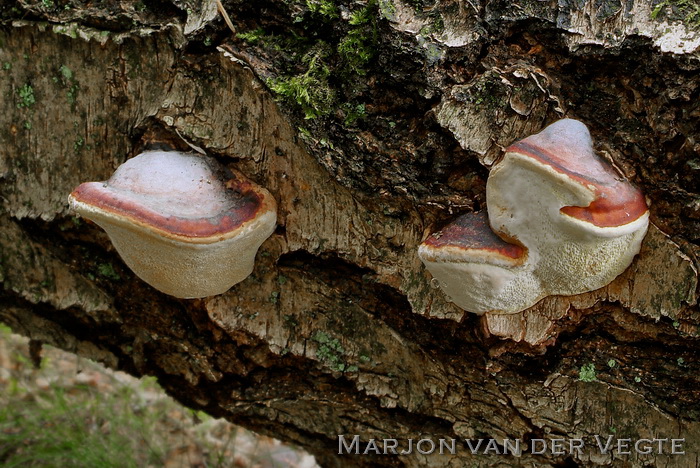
[{"left": 0, "top": 323, "right": 318, "bottom": 468}]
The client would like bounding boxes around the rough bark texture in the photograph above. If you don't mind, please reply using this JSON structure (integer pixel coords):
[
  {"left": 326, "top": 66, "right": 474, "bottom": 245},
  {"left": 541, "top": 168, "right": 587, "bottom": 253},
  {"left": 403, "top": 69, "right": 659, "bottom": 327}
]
[{"left": 1, "top": 0, "right": 699, "bottom": 466}]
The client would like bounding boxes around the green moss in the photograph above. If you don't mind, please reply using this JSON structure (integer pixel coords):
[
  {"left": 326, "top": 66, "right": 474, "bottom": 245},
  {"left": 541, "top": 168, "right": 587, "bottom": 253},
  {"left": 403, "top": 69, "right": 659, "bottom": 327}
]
[
  {"left": 338, "top": 31, "right": 375, "bottom": 75},
  {"left": 342, "top": 102, "right": 366, "bottom": 126},
  {"left": 306, "top": 0, "right": 339, "bottom": 19},
  {"left": 236, "top": 27, "right": 267, "bottom": 44},
  {"left": 97, "top": 263, "right": 120, "bottom": 281},
  {"left": 578, "top": 363, "right": 597, "bottom": 382},
  {"left": 651, "top": 0, "right": 700, "bottom": 28},
  {"left": 268, "top": 45, "right": 335, "bottom": 119},
  {"left": 16, "top": 84, "right": 35, "bottom": 108},
  {"left": 247, "top": 1, "right": 380, "bottom": 122}
]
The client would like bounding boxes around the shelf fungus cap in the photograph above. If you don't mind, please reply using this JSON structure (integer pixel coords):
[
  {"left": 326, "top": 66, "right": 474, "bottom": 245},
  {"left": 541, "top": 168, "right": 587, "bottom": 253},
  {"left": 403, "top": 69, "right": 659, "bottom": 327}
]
[
  {"left": 68, "top": 150, "right": 277, "bottom": 299},
  {"left": 418, "top": 212, "right": 532, "bottom": 314},
  {"left": 420, "top": 119, "right": 649, "bottom": 314},
  {"left": 495, "top": 118, "right": 649, "bottom": 235}
]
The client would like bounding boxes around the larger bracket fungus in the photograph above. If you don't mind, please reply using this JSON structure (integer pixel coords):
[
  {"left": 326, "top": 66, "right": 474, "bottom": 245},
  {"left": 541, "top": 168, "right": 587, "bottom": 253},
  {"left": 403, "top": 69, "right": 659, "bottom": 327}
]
[
  {"left": 419, "top": 119, "right": 649, "bottom": 314},
  {"left": 69, "top": 151, "right": 277, "bottom": 299}
]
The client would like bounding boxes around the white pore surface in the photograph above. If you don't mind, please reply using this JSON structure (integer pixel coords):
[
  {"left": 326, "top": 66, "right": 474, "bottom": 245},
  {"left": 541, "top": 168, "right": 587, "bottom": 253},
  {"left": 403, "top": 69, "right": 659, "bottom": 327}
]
[
  {"left": 72, "top": 198, "right": 277, "bottom": 299},
  {"left": 107, "top": 151, "right": 234, "bottom": 219},
  {"left": 70, "top": 150, "right": 278, "bottom": 298},
  {"left": 420, "top": 149, "right": 648, "bottom": 315},
  {"left": 420, "top": 258, "right": 536, "bottom": 315},
  {"left": 482, "top": 152, "right": 647, "bottom": 313}
]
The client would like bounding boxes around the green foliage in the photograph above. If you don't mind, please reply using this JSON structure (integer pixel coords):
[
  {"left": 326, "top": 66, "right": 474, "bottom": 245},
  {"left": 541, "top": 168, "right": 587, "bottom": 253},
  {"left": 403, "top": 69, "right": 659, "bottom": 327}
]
[
  {"left": 253, "top": 1, "right": 379, "bottom": 121},
  {"left": 578, "top": 363, "right": 597, "bottom": 382},
  {"left": 0, "top": 385, "right": 167, "bottom": 467},
  {"left": 268, "top": 45, "right": 335, "bottom": 119},
  {"left": 236, "top": 27, "right": 267, "bottom": 44},
  {"left": 67, "top": 83, "right": 79, "bottom": 105},
  {"left": 342, "top": 102, "right": 366, "bottom": 126},
  {"left": 349, "top": 2, "right": 375, "bottom": 25},
  {"left": 306, "top": 0, "right": 339, "bottom": 19},
  {"left": 97, "top": 263, "right": 120, "bottom": 281},
  {"left": 338, "top": 32, "right": 375, "bottom": 75},
  {"left": 0, "top": 328, "right": 269, "bottom": 467},
  {"left": 651, "top": 0, "right": 700, "bottom": 28},
  {"left": 16, "top": 83, "right": 35, "bottom": 108},
  {"left": 338, "top": 0, "right": 378, "bottom": 75}
]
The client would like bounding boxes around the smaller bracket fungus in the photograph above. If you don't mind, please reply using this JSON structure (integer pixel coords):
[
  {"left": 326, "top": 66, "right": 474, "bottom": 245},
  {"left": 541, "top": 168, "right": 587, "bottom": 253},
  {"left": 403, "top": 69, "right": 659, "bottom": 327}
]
[
  {"left": 419, "top": 119, "right": 649, "bottom": 314},
  {"left": 69, "top": 150, "right": 277, "bottom": 299}
]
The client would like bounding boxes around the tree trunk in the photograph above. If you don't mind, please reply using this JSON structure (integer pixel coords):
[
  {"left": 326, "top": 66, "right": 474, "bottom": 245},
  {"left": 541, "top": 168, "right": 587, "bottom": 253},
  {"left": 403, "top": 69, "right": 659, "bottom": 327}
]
[{"left": 1, "top": 0, "right": 699, "bottom": 466}]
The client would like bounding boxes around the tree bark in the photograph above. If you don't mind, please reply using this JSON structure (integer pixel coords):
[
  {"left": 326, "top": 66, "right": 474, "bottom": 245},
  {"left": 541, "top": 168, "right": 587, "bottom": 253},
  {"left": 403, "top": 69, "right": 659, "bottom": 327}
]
[{"left": 1, "top": 0, "right": 699, "bottom": 466}]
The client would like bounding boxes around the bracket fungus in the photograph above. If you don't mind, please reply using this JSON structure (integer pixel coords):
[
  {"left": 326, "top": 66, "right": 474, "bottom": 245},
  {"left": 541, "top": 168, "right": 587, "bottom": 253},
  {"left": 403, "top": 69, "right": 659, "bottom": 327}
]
[
  {"left": 419, "top": 119, "right": 649, "bottom": 314},
  {"left": 69, "top": 150, "right": 277, "bottom": 299}
]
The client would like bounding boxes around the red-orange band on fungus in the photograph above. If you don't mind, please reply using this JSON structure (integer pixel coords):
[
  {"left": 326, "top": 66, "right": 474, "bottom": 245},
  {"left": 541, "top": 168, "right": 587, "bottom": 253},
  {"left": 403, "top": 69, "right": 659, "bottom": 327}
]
[
  {"left": 424, "top": 212, "right": 525, "bottom": 259},
  {"left": 70, "top": 182, "right": 264, "bottom": 239},
  {"left": 508, "top": 141, "right": 647, "bottom": 228}
]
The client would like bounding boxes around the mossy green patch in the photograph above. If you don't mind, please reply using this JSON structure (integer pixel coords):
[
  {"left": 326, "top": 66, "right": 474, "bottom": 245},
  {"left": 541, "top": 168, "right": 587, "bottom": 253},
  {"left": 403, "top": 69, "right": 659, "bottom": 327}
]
[
  {"left": 338, "top": 0, "right": 378, "bottom": 75},
  {"left": 268, "top": 44, "right": 336, "bottom": 119},
  {"left": 236, "top": 27, "right": 267, "bottom": 44},
  {"left": 312, "top": 329, "right": 361, "bottom": 373},
  {"left": 248, "top": 0, "right": 379, "bottom": 122},
  {"left": 306, "top": 0, "right": 339, "bottom": 19},
  {"left": 651, "top": 0, "right": 700, "bottom": 28},
  {"left": 16, "top": 83, "right": 35, "bottom": 109},
  {"left": 342, "top": 102, "right": 366, "bottom": 126},
  {"left": 59, "top": 64, "right": 73, "bottom": 80},
  {"left": 97, "top": 263, "right": 120, "bottom": 281},
  {"left": 578, "top": 363, "right": 597, "bottom": 382}
]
